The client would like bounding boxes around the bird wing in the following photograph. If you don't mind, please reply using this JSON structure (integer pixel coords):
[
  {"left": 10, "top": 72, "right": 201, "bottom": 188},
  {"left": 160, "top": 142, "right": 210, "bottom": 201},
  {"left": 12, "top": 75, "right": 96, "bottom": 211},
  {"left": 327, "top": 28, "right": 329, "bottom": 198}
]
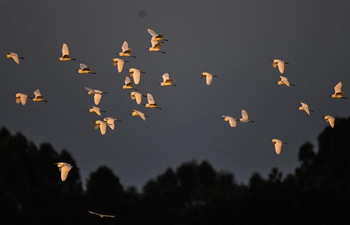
[
  {"left": 147, "top": 93, "right": 155, "bottom": 104},
  {"left": 124, "top": 76, "right": 131, "bottom": 85},
  {"left": 151, "top": 40, "right": 159, "bottom": 48},
  {"left": 121, "top": 41, "right": 129, "bottom": 52},
  {"left": 107, "top": 119, "right": 115, "bottom": 130},
  {"left": 20, "top": 94, "right": 28, "bottom": 105},
  {"left": 103, "top": 214, "right": 116, "bottom": 218},
  {"left": 135, "top": 92, "right": 142, "bottom": 105},
  {"left": 334, "top": 82, "right": 342, "bottom": 93},
  {"left": 328, "top": 116, "right": 335, "bottom": 128},
  {"left": 139, "top": 112, "right": 146, "bottom": 121},
  {"left": 304, "top": 107, "right": 310, "bottom": 115},
  {"left": 241, "top": 110, "right": 249, "bottom": 120},
  {"left": 34, "top": 89, "right": 42, "bottom": 97},
  {"left": 85, "top": 87, "right": 95, "bottom": 93},
  {"left": 147, "top": 28, "right": 158, "bottom": 37},
  {"left": 280, "top": 76, "right": 290, "bottom": 87},
  {"left": 300, "top": 102, "right": 308, "bottom": 108},
  {"left": 132, "top": 69, "right": 141, "bottom": 85},
  {"left": 278, "top": 60, "right": 285, "bottom": 74},
  {"left": 94, "top": 121, "right": 100, "bottom": 130},
  {"left": 99, "top": 121, "right": 106, "bottom": 135},
  {"left": 62, "top": 43, "right": 69, "bottom": 56},
  {"left": 227, "top": 117, "right": 237, "bottom": 127},
  {"left": 80, "top": 63, "right": 88, "bottom": 69},
  {"left": 117, "top": 59, "right": 124, "bottom": 73},
  {"left": 206, "top": 73, "right": 213, "bottom": 85},
  {"left": 11, "top": 53, "right": 19, "bottom": 64},
  {"left": 272, "top": 60, "right": 278, "bottom": 68},
  {"left": 274, "top": 139, "right": 282, "bottom": 155},
  {"left": 94, "top": 93, "right": 102, "bottom": 105},
  {"left": 162, "top": 73, "right": 170, "bottom": 82},
  {"left": 60, "top": 164, "right": 72, "bottom": 181},
  {"left": 88, "top": 211, "right": 101, "bottom": 216}
]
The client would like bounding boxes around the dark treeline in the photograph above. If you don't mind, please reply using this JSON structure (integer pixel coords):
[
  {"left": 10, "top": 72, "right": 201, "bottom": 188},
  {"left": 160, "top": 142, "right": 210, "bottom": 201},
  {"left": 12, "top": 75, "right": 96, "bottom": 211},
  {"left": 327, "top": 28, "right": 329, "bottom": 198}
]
[{"left": 1, "top": 117, "right": 350, "bottom": 225}]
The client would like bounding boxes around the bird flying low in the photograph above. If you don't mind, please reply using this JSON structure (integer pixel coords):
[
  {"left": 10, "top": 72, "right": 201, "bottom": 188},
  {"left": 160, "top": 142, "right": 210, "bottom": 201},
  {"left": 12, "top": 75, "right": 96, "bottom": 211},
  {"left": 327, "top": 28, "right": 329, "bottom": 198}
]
[
  {"left": 159, "top": 73, "right": 176, "bottom": 86},
  {"left": 298, "top": 102, "right": 313, "bottom": 115},
  {"left": 93, "top": 120, "right": 107, "bottom": 135},
  {"left": 30, "top": 89, "right": 48, "bottom": 102},
  {"left": 87, "top": 106, "right": 106, "bottom": 116},
  {"left": 128, "top": 68, "right": 146, "bottom": 85},
  {"left": 271, "top": 139, "right": 287, "bottom": 155},
  {"left": 119, "top": 41, "right": 136, "bottom": 58},
  {"left": 58, "top": 43, "right": 76, "bottom": 61},
  {"left": 330, "top": 81, "right": 348, "bottom": 99},
  {"left": 103, "top": 117, "right": 121, "bottom": 130},
  {"left": 112, "top": 58, "right": 129, "bottom": 73},
  {"left": 201, "top": 72, "right": 218, "bottom": 85},
  {"left": 55, "top": 162, "right": 79, "bottom": 181},
  {"left": 14, "top": 93, "right": 28, "bottom": 105},
  {"left": 88, "top": 211, "right": 116, "bottom": 218},
  {"left": 147, "top": 28, "right": 168, "bottom": 41},
  {"left": 239, "top": 110, "right": 254, "bottom": 123},
  {"left": 324, "top": 115, "right": 335, "bottom": 128},
  {"left": 122, "top": 76, "right": 137, "bottom": 90},
  {"left": 84, "top": 87, "right": 107, "bottom": 105},
  {"left": 130, "top": 91, "right": 145, "bottom": 105},
  {"left": 148, "top": 40, "right": 166, "bottom": 54},
  {"left": 271, "top": 59, "right": 289, "bottom": 74},
  {"left": 277, "top": 76, "right": 295, "bottom": 87},
  {"left": 222, "top": 115, "right": 237, "bottom": 127},
  {"left": 76, "top": 63, "right": 97, "bottom": 74},
  {"left": 144, "top": 93, "right": 162, "bottom": 110},
  {"left": 6, "top": 52, "right": 25, "bottom": 64},
  {"left": 131, "top": 109, "right": 149, "bottom": 121}
]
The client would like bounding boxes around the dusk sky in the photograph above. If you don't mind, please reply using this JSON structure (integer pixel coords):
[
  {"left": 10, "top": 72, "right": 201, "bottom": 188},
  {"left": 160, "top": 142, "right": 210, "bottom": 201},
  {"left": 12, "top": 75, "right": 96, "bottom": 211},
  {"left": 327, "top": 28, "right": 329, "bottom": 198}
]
[{"left": 1, "top": 1, "right": 348, "bottom": 191}]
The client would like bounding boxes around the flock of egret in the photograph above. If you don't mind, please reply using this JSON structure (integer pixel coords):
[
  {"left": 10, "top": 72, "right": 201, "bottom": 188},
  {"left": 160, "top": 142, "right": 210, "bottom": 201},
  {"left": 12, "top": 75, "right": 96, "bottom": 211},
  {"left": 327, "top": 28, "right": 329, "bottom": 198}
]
[{"left": 6, "top": 27, "right": 347, "bottom": 216}]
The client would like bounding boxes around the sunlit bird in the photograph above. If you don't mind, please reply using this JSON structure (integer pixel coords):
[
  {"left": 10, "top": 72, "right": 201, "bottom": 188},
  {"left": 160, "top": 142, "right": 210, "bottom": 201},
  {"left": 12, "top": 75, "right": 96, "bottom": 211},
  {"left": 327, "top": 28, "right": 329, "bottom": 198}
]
[
  {"left": 87, "top": 106, "right": 106, "bottom": 116},
  {"left": 330, "top": 81, "right": 348, "bottom": 99},
  {"left": 54, "top": 162, "right": 79, "bottom": 182},
  {"left": 159, "top": 73, "right": 176, "bottom": 86},
  {"left": 147, "top": 28, "right": 168, "bottom": 41},
  {"left": 14, "top": 93, "right": 28, "bottom": 105},
  {"left": 324, "top": 115, "right": 335, "bottom": 128},
  {"left": 58, "top": 43, "right": 76, "bottom": 61},
  {"left": 201, "top": 72, "right": 218, "bottom": 85},
  {"left": 85, "top": 87, "right": 107, "bottom": 105},
  {"left": 76, "top": 63, "right": 97, "bottom": 74},
  {"left": 131, "top": 109, "right": 149, "bottom": 121},
  {"left": 271, "top": 59, "right": 289, "bottom": 74},
  {"left": 128, "top": 68, "right": 146, "bottom": 85},
  {"left": 239, "top": 110, "right": 254, "bottom": 123},
  {"left": 119, "top": 41, "right": 136, "bottom": 58},
  {"left": 6, "top": 52, "right": 25, "bottom": 64},
  {"left": 130, "top": 91, "right": 145, "bottom": 105},
  {"left": 88, "top": 211, "right": 116, "bottom": 218},
  {"left": 298, "top": 102, "right": 313, "bottom": 115},
  {"left": 30, "top": 89, "right": 48, "bottom": 102},
  {"left": 144, "top": 93, "right": 162, "bottom": 110},
  {"left": 148, "top": 40, "right": 166, "bottom": 54},
  {"left": 103, "top": 117, "right": 122, "bottom": 130},
  {"left": 222, "top": 115, "right": 237, "bottom": 127},
  {"left": 122, "top": 76, "right": 137, "bottom": 90},
  {"left": 271, "top": 139, "right": 287, "bottom": 155},
  {"left": 276, "top": 76, "right": 295, "bottom": 87},
  {"left": 93, "top": 120, "right": 107, "bottom": 135},
  {"left": 112, "top": 58, "right": 129, "bottom": 73}
]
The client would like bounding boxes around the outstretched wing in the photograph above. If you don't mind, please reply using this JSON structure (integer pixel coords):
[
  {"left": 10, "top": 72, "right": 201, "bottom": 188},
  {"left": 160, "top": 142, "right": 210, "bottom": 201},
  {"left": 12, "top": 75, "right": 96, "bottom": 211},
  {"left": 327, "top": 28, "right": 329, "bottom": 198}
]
[
  {"left": 34, "top": 89, "right": 42, "bottom": 97},
  {"left": 20, "top": 94, "right": 28, "bottom": 105},
  {"left": 280, "top": 76, "right": 290, "bottom": 87},
  {"left": 132, "top": 69, "right": 141, "bottom": 85},
  {"left": 241, "top": 110, "right": 249, "bottom": 120},
  {"left": 147, "top": 28, "right": 158, "bottom": 37},
  {"left": 147, "top": 93, "right": 155, "bottom": 104},
  {"left": 80, "top": 63, "right": 88, "bottom": 69},
  {"left": 94, "top": 93, "right": 102, "bottom": 105},
  {"left": 62, "top": 43, "right": 69, "bottom": 56},
  {"left": 121, "top": 41, "right": 129, "bottom": 52},
  {"left": 277, "top": 60, "right": 285, "bottom": 74},
  {"left": 274, "top": 139, "right": 283, "bottom": 155},
  {"left": 124, "top": 76, "right": 131, "bottom": 85},
  {"left": 60, "top": 165, "right": 72, "bottom": 181},
  {"left": 135, "top": 92, "right": 142, "bottom": 105},
  {"left": 334, "top": 82, "right": 342, "bottom": 93},
  {"left": 162, "top": 73, "right": 170, "bottom": 82}
]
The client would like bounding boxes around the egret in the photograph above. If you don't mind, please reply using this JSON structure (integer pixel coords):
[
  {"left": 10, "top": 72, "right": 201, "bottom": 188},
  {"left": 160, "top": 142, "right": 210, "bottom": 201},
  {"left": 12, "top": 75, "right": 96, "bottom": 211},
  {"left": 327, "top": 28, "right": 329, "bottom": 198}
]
[
  {"left": 147, "top": 28, "right": 168, "bottom": 41},
  {"left": 6, "top": 52, "right": 25, "bottom": 64},
  {"left": 128, "top": 68, "right": 146, "bottom": 85},
  {"left": 271, "top": 139, "right": 287, "bottom": 155},
  {"left": 88, "top": 211, "right": 116, "bottom": 218},
  {"left": 103, "top": 117, "right": 121, "bottom": 130},
  {"left": 84, "top": 87, "right": 107, "bottom": 105},
  {"left": 298, "top": 102, "right": 313, "bottom": 115},
  {"left": 14, "top": 93, "right": 28, "bottom": 105},
  {"left": 144, "top": 93, "right": 162, "bottom": 110},
  {"left": 201, "top": 72, "right": 217, "bottom": 85},
  {"left": 130, "top": 91, "right": 144, "bottom": 105},
  {"left": 93, "top": 120, "right": 107, "bottom": 135},
  {"left": 54, "top": 162, "right": 79, "bottom": 182},
  {"left": 330, "top": 81, "right": 348, "bottom": 99},
  {"left": 119, "top": 41, "right": 136, "bottom": 58},
  {"left": 130, "top": 109, "right": 149, "bottom": 121},
  {"left": 58, "top": 43, "right": 76, "bottom": 61},
  {"left": 147, "top": 40, "right": 166, "bottom": 54},
  {"left": 76, "top": 63, "right": 97, "bottom": 74},
  {"left": 29, "top": 89, "right": 48, "bottom": 102},
  {"left": 222, "top": 115, "right": 237, "bottom": 127},
  {"left": 239, "top": 110, "right": 254, "bottom": 123},
  {"left": 122, "top": 76, "right": 137, "bottom": 90},
  {"left": 324, "top": 115, "right": 335, "bottom": 128},
  {"left": 271, "top": 59, "right": 289, "bottom": 74},
  {"left": 112, "top": 58, "right": 129, "bottom": 73},
  {"left": 159, "top": 73, "right": 176, "bottom": 86},
  {"left": 87, "top": 106, "right": 106, "bottom": 116},
  {"left": 276, "top": 76, "right": 295, "bottom": 87}
]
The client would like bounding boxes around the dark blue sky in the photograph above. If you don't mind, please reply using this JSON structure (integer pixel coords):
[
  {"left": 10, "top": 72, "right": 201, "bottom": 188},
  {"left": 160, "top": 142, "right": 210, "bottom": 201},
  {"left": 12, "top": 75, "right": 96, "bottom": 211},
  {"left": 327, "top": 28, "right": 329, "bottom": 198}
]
[{"left": 0, "top": 1, "right": 349, "bottom": 191}]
